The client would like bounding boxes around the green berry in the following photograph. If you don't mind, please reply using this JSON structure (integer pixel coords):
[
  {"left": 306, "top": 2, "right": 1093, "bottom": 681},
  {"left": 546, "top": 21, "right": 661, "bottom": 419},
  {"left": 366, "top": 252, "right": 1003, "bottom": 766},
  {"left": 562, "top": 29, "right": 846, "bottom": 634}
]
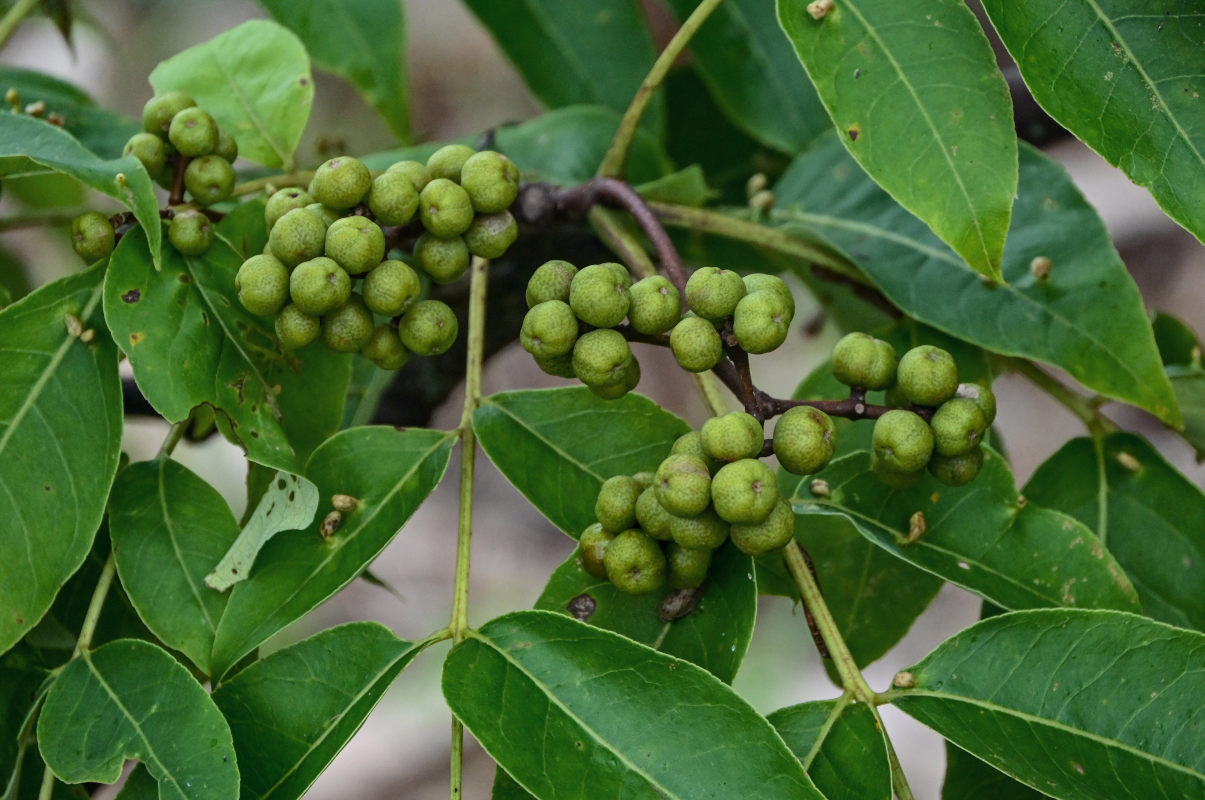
[
  {"left": 305, "top": 203, "right": 342, "bottom": 228},
  {"left": 870, "top": 451, "right": 924, "bottom": 490},
  {"left": 635, "top": 487, "right": 674, "bottom": 541},
  {"left": 215, "top": 130, "right": 238, "bottom": 163},
  {"left": 571, "top": 329, "right": 632, "bottom": 387},
  {"left": 669, "top": 315, "right": 722, "bottom": 373},
  {"left": 361, "top": 323, "right": 411, "bottom": 370},
  {"left": 632, "top": 471, "right": 656, "bottom": 492},
  {"left": 872, "top": 409, "right": 935, "bottom": 473},
  {"left": 579, "top": 523, "right": 615, "bottom": 580},
  {"left": 685, "top": 266, "right": 746, "bottom": 320},
  {"left": 463, "top": 210, "right": 518, "bottom": 259},
  {"left": 310, "top": 156, "right": 372, "bottom": 209},
  {"left": 742, "top": 273, "right": 795, "bottom": 318},
  {"left": 955, "top": 382, "right": 997, "bottom": 425},
  {"left": 386, "top": 160, "right": 431, "bottom": 192},
  {"left": 264, "top": 188, "right": 314, "bottom": 230},
  {"left": 930, "top": 398, "right": 988, "bottom": 457},
  {"left": 399, "top": 299, "right": 458, "bottom": 356},
  {"left": 414, "top": 233, "right": 470, "bottom": 283},
  {"left": 290, "top": 256, "right": 352, "bottom": 316},
  {"left": 654, "top": 454, "right": 712, "bottom": 518},
  {"left": 459, "top": 150, "right": 520, "bottom": 213},
  {"left": 367, "top": 171, "right": 419, "bottom": 225},
  {"left": 426, "top": 143, "right": 476, "bottom": 182},
  {"left": 521, "top": 300, "right": 579, "bottom": 359},
  {"left": 569, "top": 263, "right": 630, "bottom": 328},
  {"left": 628, "top": 275, "right": 681, "bottom": 335},
  {"left": 603, "top": 529, "right": 666, "bottom": 594},
  {"left": 362, "top": 259, "right": 421, "bottom": 317},
  {"left": 666, "top": 543, "right": 711, "bottom": 589},
  {"left": 526, "top": 260, "right": 577, "bottom": 307},
  {"left": 168, "top": 107, "right": 218, "bottom": 157},
  {"left": 123, "top": 132, "right": 167, "bottom": 179},
  {"left": 730, "top": 497, "right": 795, "bottom": 556},
  {"left": 733, "top": 290, "right": 793, "bottom": 354},
  {"left": 324, "top": 216, "right": 386, "bottom": 276},
  {"left": 772, "top": 406, "right": 836, "bottom": 475},
  {"left": 595, "top": 475, "right": 641, "bottom": 533},
  {"left": 322, "top": 295, "right": 374, "bottom": 353},
  {"left": 669, "top": 506, "right": 729, "bottom": 550},
  {"left": 670, "top": 431, "right": 722, "bottom": 474},
  {"left": 533, "top": 351, "right": 576, "bottom": 379},
  {"left": 142, "top": 91, "right": 194, "bottom": 136},
  {"left": 419, "top": 178, "right": 474, "bottom": 238},
  {"left": 831, "top": 332, "right": 898, "bottom": 390},
  {"left": 700, "top": 412, "right": 764, "bottom": 462},
  {"left": 897, "top": 345, "right": 959, "bottom": 406},
  {"left": 275, "top": 303, "right": 321, "bottom": 350},
  {"left": 599, "top": 262, "right": 632, "bottom": 290},
  {"left": 236, "top": 254, "right": 289, "bottom": 316},
  {"left": 710, "top": 458, "right": 778, "bottom": 524},
  {"left": 184, "top": 155, "right": 235, "bottom": 206},
  {"left": 588, "top": 357, "right": 640, "bottom": 400},
  {"left": 928, "top": 447, "right": 984, "bottom": 486},
  {"left": 70, "top": 211, "right": 114, "bottom": 262},
  {"left": 269, "top": 208, "right": 328, "bottom": 266},
  {"left": 168, "top": 208, "right": 214, "bottom": 256}
]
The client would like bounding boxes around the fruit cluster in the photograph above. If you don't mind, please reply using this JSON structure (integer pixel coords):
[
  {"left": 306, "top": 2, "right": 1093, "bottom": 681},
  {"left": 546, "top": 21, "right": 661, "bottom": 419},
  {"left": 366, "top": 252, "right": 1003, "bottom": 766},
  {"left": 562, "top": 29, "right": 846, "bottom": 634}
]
[
  {"left": 234, "top": 144, "right": 520, "bottom": 368},
  {"left": 520, "top": 262, "right": 795, "bottom": 399}
]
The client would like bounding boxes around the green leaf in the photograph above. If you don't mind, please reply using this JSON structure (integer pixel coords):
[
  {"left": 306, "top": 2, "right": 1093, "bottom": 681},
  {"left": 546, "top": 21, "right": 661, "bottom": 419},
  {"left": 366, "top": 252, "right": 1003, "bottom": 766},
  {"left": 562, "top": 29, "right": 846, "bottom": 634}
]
[
  {"left": 473, "top": 388, "right": 690, "bottom": 537},
  {"left": 0, "top": 266, "right": 121, "bottom": 655},
  {"left": 149, "top": 20, "right": 313, "bottom": 170},
  {"left": 260, "top": 0, "right": 408, "bottom": 139},
  {"left": 791, "top": 450, "right": 1140, "bottom": 613},
  {"left": 492, "top": 768, "right": 536, "bottom": 800},
  {"left": 0, "top": 66, "right": 141, "bottom": 158},
  {"left": 462, "top": 0, "right": 664, "bottom": 138},
  {"left": 773, "top": 137, "right": 1180, "bottom": 425},
  {"left": 103, "top": 227, "right": 350, "bottom": 474},
  {"left": 37, "top": 639, "right": 238, "bottom": 798},
  {"left": 108, "top": 459, "right": 239, "bottom": 676},
  {"left": 665, "top": 0, "right": 828, "bottom": 153},
  {"left": 981, "top": 0, "right": 1205, "bottom": 246},
  {"left": 0, "top": 114, "right": 161, "bottom": 266},
  {"left": 1024, "top": 433, "right": 1205, "bottom": 631},
  {"left": 1168, "top": 366, "right": 1205, "bottom": 459},
  {"left": 209, "top": 427, "right": 454, "bottom": 680},
  {"left": 1151, "top": 311, "right": 1201, "bottom": 368},
  {"left": 634, "top": 164, "right": 713, "bottom": 207},
  {"left": 212, "top": 622, "right": 426, "bottom": 800},
  {"left": 535, "top": 542, "right": 756, "bottom": 683},
  {"left": 768, "top": 698, "right": 892, "bottom": 800},
  {"left": 888, "top": 609, "right": 1205, "bottom": 800},
  {"left": 443, "top": 610, "right": 824, "bottom": 799},
  {"left": 112, "top": 765, "right": 157, "bottom": 800},
  {"left": 214, "top": 197, "right": 269, "bottom": 261},
  {"left": 943, "top": 741, "right": 1048, "bottom": 800},
  {"left": 777, "top": 0, "right": 1017, "bottom": 280}
]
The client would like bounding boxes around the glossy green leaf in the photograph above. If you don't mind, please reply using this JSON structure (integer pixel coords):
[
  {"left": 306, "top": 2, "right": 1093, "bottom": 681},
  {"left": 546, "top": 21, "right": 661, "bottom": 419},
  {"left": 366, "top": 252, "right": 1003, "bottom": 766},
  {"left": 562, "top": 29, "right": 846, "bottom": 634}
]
[
  {"left": 213, "top": 622, "right": 426, "bottom": 800},
  {"left": 535, "top": 542, "right": 756, "bottom": 683},
  {"left": 666, "top": 0, "right": 828, "bottom": 153},
  {"left": 37, "top": 639, "right": 238, "bottom": 798},
  {"left": 0, "top": 66, "right": 140, "bottom": 158},
  {"left": 150, "top": 20, "right": 312, "bottom": 170},
  {"left": 773, "top": 137, "right": 1180, "bottom": 425},
  {"left": 462, "top": 0, "right": 663, "bottom": 138},
  {"left": 108, "top": 459, "right": 239, "bottom": 676},
  {"left": 634, "top": 164, "right": 713, "bottom": 206},
  {"left": 791, "top": 450, "right": 1140, "bottom": 613},
  {"left": 889, "top": 609, "right": 1205, "bottom": 800},
  {"left": 777, "top": 0, "right": 1016, "bottom": 280},
  {"left": 1168, "top": 366, "right": 1205, "bottom": 459},
  {"left": 214, "top": 197, "right": 269, "bottom": 261},
  {"left": 473, "top": 388, "right": 690, "bottom": 537},
  {"left": 492, "top": 768, "right": 536, "bottom": 800},
  {"left": 981, "top": 0, "right": 1205, "bottom": 245},
  {"left": 0, "top": 267, "right": 121, "bottom": 655},
  {"left": 103, "top": 227, "right": 350, "bottom": 474},
  {"left": 0, "top": 114, "right": 161, "bottom": 266},
  {"left": 209, "top": 427, "right": 454, "bottom": 679},
  {"left": 943, "top": 742, "right": 1048, "bottom": 800},
  {"left": 443, "top": 610, "right": 824, "bottom": 800},
  {"left": 260, "top": 0, "right": 408, "bottom": 138},
  {"left": 768, "top": 698, "right": 891, "bottom": 800},
  {"left": 1024, "top": 433, "right": 1205, "bottom": 631}
]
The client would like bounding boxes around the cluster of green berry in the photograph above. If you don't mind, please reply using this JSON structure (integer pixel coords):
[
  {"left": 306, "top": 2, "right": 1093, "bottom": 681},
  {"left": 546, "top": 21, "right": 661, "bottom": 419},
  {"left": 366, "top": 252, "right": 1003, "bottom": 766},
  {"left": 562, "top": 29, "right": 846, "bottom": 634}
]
[
  {"left": 520, "top": 261, "right": 795, "bottom": 398},
  {"left": 580, "top": 412, "right": 798, "bottom": 596},
  {"left": 233, "top": 144, "right": 519, "bottom": 368},
  {"left": 830, "top": 333, "right": 996, "bottom": 487}
]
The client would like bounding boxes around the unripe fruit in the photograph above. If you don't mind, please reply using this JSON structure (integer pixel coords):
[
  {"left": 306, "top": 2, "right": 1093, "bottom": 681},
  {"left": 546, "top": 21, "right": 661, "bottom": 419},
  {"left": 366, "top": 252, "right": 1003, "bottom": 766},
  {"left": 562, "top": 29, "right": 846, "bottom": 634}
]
[
  {"left": 654, "top": 454, "right": 712, "bottom": 518},
  {"left": 215, "top": 130, "right": 238, "bottom": 163},
  {"left": 632, "top": 471, "right": 656, "bottom": 491},
  {"left": 269, "top": 208, "right": 327, "bottom": 266},
  {"left": 711, "top": 458, "right": 778, "bottom": 524},
  {"left": 588, "top": 357, "right": 640, "bottom": 400},
  {"left": 183, "top": 155, "right": 235, "bottom": 206},
  {"left": 928, "top": 447, "right": 984, "bottom": 486},
  {"left": 235, "top": 254, "right": 288, "bottom": 315},
  {"left": 685, "top": 266, "right": 745, "bottom": 320},
  {"left": 930, "top": 398, "right": 988, "bottom": 457},
  {"left": 955, "top": 382, "right": 997, "bottom": 425},
  {"left": 463, "top": 210, "right": 518, "bottom": 259},
  {"left": 324, "top": 216, "right": 386, "bottom": 276},
  {"left": 459, "top": 150, "right": 520, "bottom": 213},
  {"left": 603, "top": 529, "right": 666, "bottom": 594},
  {"left": 730, "top": 497, "right": 795, "bottom": 556},
  {"left": 669, "top": 506, "right": 729, "bottom": 550},
  {"left": 628, "top": 275, "right": 681, "bottom": 335},
  {"left": 290, "top": 256, "right": 352, "bottom": 316},
  {"left": 123, "top": 132, "right": 167, "bottom": 179},
  {"left": 870, "top": 451, "right": 923, "bottom": 490},
  {"left": 897, "top": 345, "right": 959, "bottom": 406},
  {"left": 305, "top": 202, "right": 342, "bottom": 228},
  {"left": 362, "top": 259, "right": 421, "bottom": 317},
  {"left": 571, "top": 329, "right": 632, "bottom": 387},
  {"left": 168, "top": 208, "right": 214, "bottom": 256},
  {"left": 773, "top": 406, "right": 837, "bottom": 475},
  {"left": 70, "top": 211, "right": 115, "bottom": 262},
  {"left": 142, "top": 91, "right": 195, "bottom": 136},
  {"left": 168, "top": 107, "right": 218, "bottom": 157},
  {"left": 666, "top": 543, "right": 711, "bottom": 589},
  {"left": 670, "top": 431, "right": 722, "bottom": 473},
  {"left": 361, "top": 324, "right": 410, "bottom": 370},
  {"left": 419, "top": 178, "right": 474, "bottom": 238},
  {"left": 399, "top": 299, "right": 458, "bottom": 356},
  {"left": 742, "top": 273, "right": 795, "bottom": 318},
  {"left": 386, "top": 159, "right": 431, "bottom": 192},
  {"left": 669, "top": 315, "right": 722, "bottom": 372},
  {"left": 310, "top": 156, "right": 372, "bottom": 209},
  {"left": 526, "top": 260, "right": 577, "bottom": 307},
  {"left": 599, "top": 262, "right": 633, "bottom": 290},
  {"left": 521, "top": 300, "right": 579, "bottom": 359},
  {"left": 533, "top": 351, "right": 575, "bottom": 379},
  {"left": 579, "top": 523, "right": 615, "bottom": 580},
  {"left": 426, "top": 143, "right": 476, "bottom": 182},
  {"left": 264, "top": 188, "right": 314, "bottom": 230},
  {"left": 595, "top": 475, "right": 641, "bottom": 533},
  {"left": 701, "top": 412, "right": 764, "bottom": 462},
  {"left": 733, "top": 290, "right": 792, "bottom": 354},
  {"left": 275, "top": 303, "right": 321, "bottom": 350},
  {"left": 872, "top": 409, "right": 934, "bottom": 473},
  {"left": 366, "top": 171, "right": 419, "bottom": 225},
  {"left": 322, "top": 295, "right": 374, "bottom": 353},
  {"left": 569, "top": 263, "right": 631, "bottom": 328},
  {"left": 832, "top": 332, "right": 898, "bottom": 390},
  {"left": 635, "top": 487, "right": 674, "bottom": 541}
]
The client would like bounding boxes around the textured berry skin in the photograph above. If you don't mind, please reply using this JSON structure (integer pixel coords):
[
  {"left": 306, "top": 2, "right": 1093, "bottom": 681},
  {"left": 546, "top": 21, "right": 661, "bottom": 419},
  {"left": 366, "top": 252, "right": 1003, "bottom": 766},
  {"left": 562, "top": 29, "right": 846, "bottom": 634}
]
[
  {"left": 419, "top": 178, "right": 474, "bottom": 238},
  {"left": 742, "top": 273, "right": 795, "bottom": 318},
  {"left": 460, "top": 150, "right": 520, "bottom": 213},
  {"left": 168, "top": 208, "right": 214, "bottom": 256},
  {"left": 275, "top": 303, "right": 321, "bottom": 350},
  {"left": 897, "top": 345, "right": 959, "bottom": 406},
  {"left": 533, "top": 351, "right": 576, "bottom": 379},
  {"left": 685, "top": 267, "right": 746, "bottom": 320},
  {"left": 928, "top": 447, "right": 984, "bottom": 486},
  {"left": 666, "top": 543, "right": 711, "bottom": 589},
  {"left": 183, "top": 155, "right": 235, "bottom": 206},
  {"left": 362, "top": 260, "right": 421, "bottom": 317},
  {"left": 628, "top": 275, "right": 681, "bottom": 335},
  {"left": 730, "top": 497, "right": 795, "bottom": 556},
  {"left": 521, "top": 300, "right": 579, "bottom": 359},
  {"left": 654, "top": 454, "right": 712, "bottom": 518},
  {"left": 870, "top": 451, "right": 923, "bottom": 489},
  {"left": 168, "top": 107, "right": 218, "bottom": 157},
  {"left": 930, "top": 398, "right": 988, "bottom": 457},
  {"left": 635, "top": 487, "right": 674, "bottom": 541},
  {"left": 215, "top": 130, "right": 238, "bottom": 163},
  {"left": 670, "top": 431, "right": 721, "bottom": 473},
  {"left": 733, "top": 290, "right": 792, "bottom": 354},
  {"left": 668, "top": 506, "right": 729, "bottom": 550},
  {"left": 264, "top": 188, "right": 314, "bottom": 230},
  {"left": 399, "top": 300, "right": 459, "bottom": 356},
  {"left": 322, "top": 295, "right": 375, "bottom": 353},
  {"left": 669, "top": 315, "right": 722, "bottom": 373},
  {"left": 569, "top": 263, "right": 631, "bottom": 329},
  {"left": 361, "top": 324, "right": 411, "bottom": 370},
  {"left": 310, "top": 156, "right": 372, "bottom": 209},
  {"left": 142, "top": 91, "right": 195, "bottom": 136},
  {"left": 426, "top": 144, "right": 476, "bottom": 182},
  {"left": 463, "top": 211, "right": 518, "bottom": 259},
  {"left": 123, "top": 133, "right": 167, "bottom": 179},
  {"left": 70, "top": 212, "right": 115, "bottom": 262},
  {"left": 571, "top": 329, "right": 632, "bottom": 387},
  {"left": 872, "top": 410, "right": 935, "bottom": 473},
  {"left": 367, "top": 171, "right": 419, "bottom": 225},
  {"left": 305, "top": 202, "right": 342, "bottom": 228},
  {"left": 290, "top": 256, "right": 351, "bottom": 316},
  {"left": 235, "top": 253, "right": 289, "bottom": 315},
  {"left": 588, "top": 358, "right": 640, "bottom": 400},
  {"left": 579, "top": 523, "right": 615, "bottom": 580},
  {"left": 773, "top": 407, "right": 836, "bottom": 475},
  {"left": 526, "top": 260, "right": 577, "bottom": 307},
  {"left": 603, "top": 529, "right": 666, "bottom": 594},
  {"left": 711, "top": 459, "right": 778, "bottom": 524},
  {"left": 595, "top": 475, "right": 641, "bottom": 533},
  {"left": 386, "top": 160, "right": 431, "bottom": 192},
  {"left": 414, "top": 233, "right": 470, "bottom": 284},
  {"left": 831, "top": 332, "right": 898, "bottom": 390},
  {"left": 701, "top": 412, "right": 764, "bottom": 462},
  {"left": 955, "top": 382, "right": 997, "bottom": 425},
  {"left": 269, "top": 208, "right": 327, "bottom": 267},
  {"left": 324, "top": 217, "right": 386, "bottom": 276}
]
